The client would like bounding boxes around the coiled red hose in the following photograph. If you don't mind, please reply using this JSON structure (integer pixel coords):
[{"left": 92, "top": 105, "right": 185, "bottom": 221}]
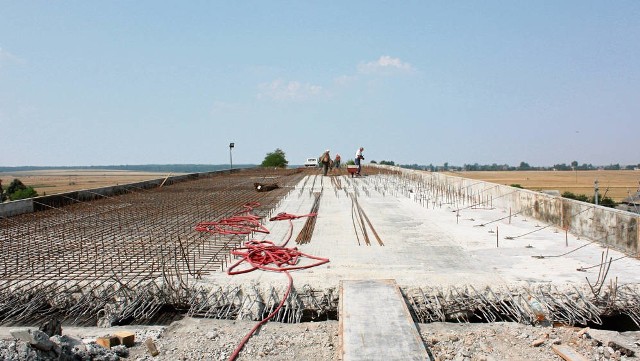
[{"left": 207, "top": 206, "right": 328, "bottom": 361}]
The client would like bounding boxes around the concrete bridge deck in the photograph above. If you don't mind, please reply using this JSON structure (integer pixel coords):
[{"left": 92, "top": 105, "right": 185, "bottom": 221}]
[
  {"left": 203, "top": 172, "right": 640, "bottom": 291},
  {"left": 1, "top": 167, "right": 639, "bottom": 328}
]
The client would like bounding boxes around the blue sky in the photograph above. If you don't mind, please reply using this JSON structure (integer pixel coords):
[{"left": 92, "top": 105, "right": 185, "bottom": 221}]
[{"left": 1, "top": 1, "right": 638, "bottom": 167}]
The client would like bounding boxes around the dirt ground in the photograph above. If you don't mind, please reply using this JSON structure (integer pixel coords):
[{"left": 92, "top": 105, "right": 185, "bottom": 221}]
[
  {"left": 3, "top": 316, "right": 639, "bottom": 360},
  {"left": 447, "top": 170, "right": 640, "bottom": 202},
  {"left": 112, "top": 317, "right": 639, "bottom": 360}
]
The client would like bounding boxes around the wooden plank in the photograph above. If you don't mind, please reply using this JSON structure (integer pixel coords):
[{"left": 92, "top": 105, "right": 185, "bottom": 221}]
[
  {"left": 339, "top": 279, "right": 428, "bottom": 361},
  {"left": 551, "top": 344, "right": 589, "bottom": 361}
]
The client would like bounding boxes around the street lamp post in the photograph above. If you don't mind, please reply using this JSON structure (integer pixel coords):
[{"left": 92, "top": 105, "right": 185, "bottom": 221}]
[{"left": 229, "top": 142, "right": 234, "bottom": 170}]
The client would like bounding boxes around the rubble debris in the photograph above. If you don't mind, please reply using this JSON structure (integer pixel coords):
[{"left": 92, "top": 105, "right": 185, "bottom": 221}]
[
  {"left": 531, "top": 338, "right": 546, "bottom": 347},
  {"left": 3, "top": 329, "right": 131, "bottom": 360},
  {"left": 39, "top": 318, "right": 62, "bottom": 337},
  {"left": 145, "top": 338, "right": 160, "bottom": 356},
  {"left": 96, "top": 335, "right": 120, "bottom": 349},
  {"left": 551, "top": 344, "right": 589, "bottom": 361},
  {"left": 114, "top": 331, "right": 135, "bottom": 347},
  {"left": 577, "top": 327, "right": 590, "bottom": 337},
  {"left": 10, "top": 329, "right": 54, "bottom": 351},
  {"left": 607, "top": 340, "right": 635, "bottom": 357}
]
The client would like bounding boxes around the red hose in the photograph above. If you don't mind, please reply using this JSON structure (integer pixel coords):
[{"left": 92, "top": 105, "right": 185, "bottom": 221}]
[
  {"left": 227, "top": 271, "right": 293, "bottom": 361},
  {"left": 226, "top": 240, "right": 329, "bottom": 275},
  {"left": 215, "top": 207, "right": 328, "bottom": 361},
  {"left": 269, "top": 212, "right": 318, "bottom": 221},
  {"left": 195, "top": 202, "right": 271, "bottom": 235}
]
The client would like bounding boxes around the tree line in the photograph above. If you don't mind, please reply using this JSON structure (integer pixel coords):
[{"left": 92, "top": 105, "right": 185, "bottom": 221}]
[{"left": 398, "top": 161, "right": 639, "bottom": 172}]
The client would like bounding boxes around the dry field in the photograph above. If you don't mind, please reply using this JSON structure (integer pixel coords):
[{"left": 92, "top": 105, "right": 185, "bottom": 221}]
[
  {"left": 448, "top": 170, "right": 640, "bottom": 202},
  {"left": 0, "top": 169, "right": 178, "bottom": 197},
  {"left": 2, "top": 168, "right": 639, "bottom": 203}
]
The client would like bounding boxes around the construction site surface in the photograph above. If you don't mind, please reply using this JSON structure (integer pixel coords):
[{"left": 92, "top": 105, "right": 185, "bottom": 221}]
[{"left": 1, "top": 166, "right": 639, "bottom": 360}]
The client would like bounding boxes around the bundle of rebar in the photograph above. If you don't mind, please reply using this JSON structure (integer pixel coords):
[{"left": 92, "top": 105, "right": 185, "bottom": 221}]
[{"left": 295, "top": 192, "right": 322, "bottom": 244}]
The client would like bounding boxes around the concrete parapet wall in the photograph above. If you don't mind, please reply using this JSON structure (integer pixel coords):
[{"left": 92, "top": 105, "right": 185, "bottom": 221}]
[
  {"left": 398, "top": 167, "right": 639, "bottom": 256},
  {"left": 0, "top": 198, "right": 33, "bottom": 217}
]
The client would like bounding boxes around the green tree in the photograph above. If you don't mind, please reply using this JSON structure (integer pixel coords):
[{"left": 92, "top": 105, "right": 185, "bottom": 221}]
[
  {"left": 6, "top": 178, "right": 38, "bottom": 201},
  {"left": 9, "top": 187, "right": 38, "bottom": 201},
  {"left": 562, "top": 191, "right": 589, "bottom": 203},
  {"left": 261, "top": 148, "right": 288, "bottom": 168},
  {"left": 593, "top": 195, "right": 616, "bottom": 208},
  {"left": 7, "top": 179, "right": 26, "bottom": 195},
  {"left": 518, "top": 161, "right": 531, "bottom": 170}
]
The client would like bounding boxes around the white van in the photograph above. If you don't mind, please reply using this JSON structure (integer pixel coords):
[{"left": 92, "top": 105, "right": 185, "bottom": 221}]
[{"left": 304, "top": 158, "right": 318, "bottom": 167}]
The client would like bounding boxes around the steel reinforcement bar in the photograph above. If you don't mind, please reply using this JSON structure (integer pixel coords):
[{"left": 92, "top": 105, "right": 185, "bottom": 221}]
[{"left": 0, "top": 168, "right": 307, "bottom": 325}]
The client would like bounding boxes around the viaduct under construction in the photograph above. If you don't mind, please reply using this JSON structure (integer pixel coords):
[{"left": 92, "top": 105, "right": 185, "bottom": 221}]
[{"left": 1, "top": 166, "right": 640, "bottom": 354}]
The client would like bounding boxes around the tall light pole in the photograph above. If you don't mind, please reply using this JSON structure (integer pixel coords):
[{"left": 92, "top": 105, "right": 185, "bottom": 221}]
[{"left": 229, "top": 142, "right": 234, "bottom": 170}]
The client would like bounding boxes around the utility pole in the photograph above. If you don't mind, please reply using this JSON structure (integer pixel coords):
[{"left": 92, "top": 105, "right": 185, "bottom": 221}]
[{"left": 229, "top": 142, "right": 234, "bottom": 170}]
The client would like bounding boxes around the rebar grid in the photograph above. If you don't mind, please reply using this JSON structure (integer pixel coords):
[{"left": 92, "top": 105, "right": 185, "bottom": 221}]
[{"left": 0, "top": 168, "right": 307, "bottom": 325}]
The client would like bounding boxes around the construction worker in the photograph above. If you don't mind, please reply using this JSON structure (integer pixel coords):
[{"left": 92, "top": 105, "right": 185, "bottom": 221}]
[
  {"left": 319, "top": 150, "right": 331, "bottom": 176},
  {"left": 354, "top": 147, "right": 364, "bottom": 176}
]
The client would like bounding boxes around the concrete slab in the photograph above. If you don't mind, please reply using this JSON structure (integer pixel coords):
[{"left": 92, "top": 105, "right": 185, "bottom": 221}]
[
  {"left": 200, "top": 173, "right": 640, "bottom": 292},
  {"left": 339, "top": 279, "right": 428, "bottom": 361}
]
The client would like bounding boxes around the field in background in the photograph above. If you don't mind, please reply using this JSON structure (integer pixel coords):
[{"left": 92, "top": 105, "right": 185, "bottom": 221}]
[
  {"left": 2, "top": 168, "right": 639, "bottom": 203},
  {"left": 447, "top": 170, "right": 640, "bottom": 202},
  {"left": 0, "top": 169, "right": 179, "bottom": 196}
]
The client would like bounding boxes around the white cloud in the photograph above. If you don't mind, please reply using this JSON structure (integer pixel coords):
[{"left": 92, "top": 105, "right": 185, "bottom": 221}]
[
  {"left": 254, "top": 56, "right": 413, "bottom": 101},
  {"left": 257, "top": 79, "right": 324, "bottom": 101},
  {"left": 357, "top": 55, "right": 415, "bottom": 75}
]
